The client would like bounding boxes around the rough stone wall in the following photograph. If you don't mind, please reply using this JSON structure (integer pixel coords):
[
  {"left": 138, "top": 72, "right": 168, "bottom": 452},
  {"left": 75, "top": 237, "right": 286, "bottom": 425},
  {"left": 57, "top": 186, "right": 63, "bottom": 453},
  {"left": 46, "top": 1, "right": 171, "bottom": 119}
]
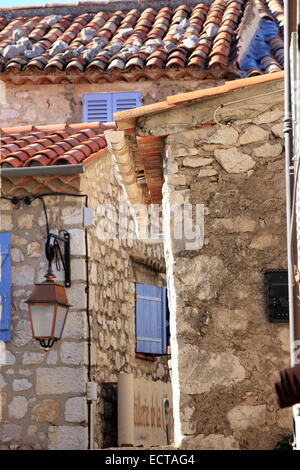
[
  {"left": 79, "top": 155, "right": 169, "bottom": 449},
  {"left": 0, "top": 79, "right": 224, "bottom": 128},
  {"left": 161, "top": 97, "right": 292, "bottom": 450},
  {"left": 0, "top": 193, "right": 89, "bottom": 450},
  {"left": 0, "top": 155, "right": 169, "bottom": 449}
]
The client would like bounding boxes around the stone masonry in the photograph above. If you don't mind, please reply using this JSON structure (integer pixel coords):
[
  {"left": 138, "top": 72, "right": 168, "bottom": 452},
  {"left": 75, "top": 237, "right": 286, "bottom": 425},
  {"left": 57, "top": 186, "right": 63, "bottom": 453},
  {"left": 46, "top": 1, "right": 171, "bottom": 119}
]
[
  {"left": 0, "top": 79, "right": 224, "bottom": 129},
  {"left": 0, "top": 194, "right": 89, "bottom": 450},
  {"left": 158, "top": 87, "right": 290, "bottom": 449},
  {"left": 0, "top": 151, "right": 169, "bottom": 449},
  {"left": 80, "top": 154, "right": 169, "bottom": 448}
]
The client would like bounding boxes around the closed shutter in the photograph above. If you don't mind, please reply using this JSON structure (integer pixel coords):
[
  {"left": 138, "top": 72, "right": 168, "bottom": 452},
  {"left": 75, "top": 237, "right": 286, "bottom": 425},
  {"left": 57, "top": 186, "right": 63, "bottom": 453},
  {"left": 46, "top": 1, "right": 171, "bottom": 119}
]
[
  {"left": 135, "top": 283, "right": 167, "bottom": 355},
  {"left": 0, "top": 233, "right": 11, "bottom": 342},
  {"left": 83, "top": 92, "right": 142, "bottom": 123},
  {"left": 112, "top": 92, "right": 142, "bottom": 114},
  {"left": 83, "top": 93, "right": 112, "bottom": 123}
]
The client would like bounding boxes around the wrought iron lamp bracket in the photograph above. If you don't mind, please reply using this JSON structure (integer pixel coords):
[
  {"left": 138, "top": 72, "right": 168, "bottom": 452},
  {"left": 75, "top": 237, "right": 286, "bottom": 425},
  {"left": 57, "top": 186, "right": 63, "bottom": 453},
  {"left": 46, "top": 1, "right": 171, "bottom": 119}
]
[{"left": 45, "top": 231, "right": 71, "bottom": 287}]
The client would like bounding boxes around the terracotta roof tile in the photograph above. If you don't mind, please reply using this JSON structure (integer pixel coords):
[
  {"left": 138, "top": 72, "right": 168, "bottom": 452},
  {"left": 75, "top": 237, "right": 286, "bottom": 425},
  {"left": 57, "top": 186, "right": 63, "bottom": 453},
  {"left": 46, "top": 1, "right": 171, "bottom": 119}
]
[
  {"left": 0, "top": 122, "right": 114, "bottom": 168},
  {"left": 114, "top": 70, "right": 283, "bottom": 124},
  {"left": 0, "top": 0, "right": 285, "bottom": 81}
]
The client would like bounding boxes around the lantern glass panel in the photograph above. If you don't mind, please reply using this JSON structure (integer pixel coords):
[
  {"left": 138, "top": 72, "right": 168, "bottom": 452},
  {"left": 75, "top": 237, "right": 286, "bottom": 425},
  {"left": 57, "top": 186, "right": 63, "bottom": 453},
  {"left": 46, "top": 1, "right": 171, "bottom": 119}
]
[
  {"left": 30, "top": 304, "right": 55, "bottom": 338},
  {"left": 54, "top": 305, "right": 69, "bottom": 338}
]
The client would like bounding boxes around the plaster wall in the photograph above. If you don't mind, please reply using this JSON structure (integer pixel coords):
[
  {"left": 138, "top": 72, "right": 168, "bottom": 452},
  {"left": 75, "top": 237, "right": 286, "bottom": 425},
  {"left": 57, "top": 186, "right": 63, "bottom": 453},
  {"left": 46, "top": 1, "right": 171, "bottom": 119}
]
[{"left": 0, "top": 78, "right": 224, "bottom": 128}]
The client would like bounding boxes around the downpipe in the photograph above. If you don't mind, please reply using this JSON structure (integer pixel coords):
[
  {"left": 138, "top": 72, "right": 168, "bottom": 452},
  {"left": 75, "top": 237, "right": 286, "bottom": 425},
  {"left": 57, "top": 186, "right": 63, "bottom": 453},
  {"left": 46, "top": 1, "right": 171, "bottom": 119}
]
[{"left": 283, "top": 0, "right": 300, "bottom": 450}]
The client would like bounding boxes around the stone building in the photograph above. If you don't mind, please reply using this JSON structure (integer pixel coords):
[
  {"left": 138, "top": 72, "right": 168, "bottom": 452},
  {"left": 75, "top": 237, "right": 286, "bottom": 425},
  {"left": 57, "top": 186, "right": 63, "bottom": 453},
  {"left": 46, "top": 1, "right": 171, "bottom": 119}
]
[
  {"left": 0, "top": 0, "right": 284, "bottom": 129},
  {"left": 0, "top": 121, "right": 170, "bottom": 449},
  {"left": 0, "top": 0, "right": 290, "bottom": 451},
  {"left": 114, "top": 71, "right": 291, "bottom": 450}
]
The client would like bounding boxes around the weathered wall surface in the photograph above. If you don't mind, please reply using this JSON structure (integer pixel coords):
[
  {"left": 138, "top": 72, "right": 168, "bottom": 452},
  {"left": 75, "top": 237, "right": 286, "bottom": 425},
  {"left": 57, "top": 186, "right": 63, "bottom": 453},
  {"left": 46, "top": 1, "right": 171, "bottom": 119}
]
[
  {"left": 0, "top": 79, "right": 224, "bottom": 128},
  {"left": 158, "top": 89, "right": 291, "bottom": 449},
  {"left": 0, "top": 153, "right": 169, "bottom": 449},
  {"left": 0, "top": 192, "right": 89, "bottom": 450},
  {"left": 79, "top": 155, "right": 169, "bottom": 449}
]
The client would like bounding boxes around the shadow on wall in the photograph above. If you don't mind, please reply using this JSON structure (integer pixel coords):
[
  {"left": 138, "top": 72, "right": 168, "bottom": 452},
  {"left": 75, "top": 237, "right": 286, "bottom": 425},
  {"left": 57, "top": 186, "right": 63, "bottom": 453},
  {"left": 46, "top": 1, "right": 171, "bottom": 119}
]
[{"left": 101, "top": 383, "right": 118, "bottom": 448}]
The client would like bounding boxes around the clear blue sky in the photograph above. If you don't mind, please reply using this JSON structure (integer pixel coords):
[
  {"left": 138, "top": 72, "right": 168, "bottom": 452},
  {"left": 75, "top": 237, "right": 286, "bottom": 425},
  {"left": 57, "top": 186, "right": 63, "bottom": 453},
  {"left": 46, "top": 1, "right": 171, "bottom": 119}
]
[{"left": 4, "top": 0, "right": 100, "bottom": 6}]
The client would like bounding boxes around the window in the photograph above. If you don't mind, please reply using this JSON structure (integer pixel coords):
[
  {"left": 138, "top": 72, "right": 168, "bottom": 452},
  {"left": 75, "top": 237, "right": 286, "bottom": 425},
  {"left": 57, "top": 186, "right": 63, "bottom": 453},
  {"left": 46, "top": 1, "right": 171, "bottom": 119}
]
[
  {"left": 0, "top": 233, "right": 11, "bottom": 341},
  {"left": 83, "top": 92, "right": 142, "bottom": 123},
  {"left": 135, "top": 283, "right": 169, "bottom": 355}
]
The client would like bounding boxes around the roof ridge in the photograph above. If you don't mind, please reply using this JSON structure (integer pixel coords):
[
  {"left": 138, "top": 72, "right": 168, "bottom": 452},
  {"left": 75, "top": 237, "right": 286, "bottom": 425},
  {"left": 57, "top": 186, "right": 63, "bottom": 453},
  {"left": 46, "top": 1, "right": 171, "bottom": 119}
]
[{"left": 0, "top": 0, "right": 214, "bottom": 17}]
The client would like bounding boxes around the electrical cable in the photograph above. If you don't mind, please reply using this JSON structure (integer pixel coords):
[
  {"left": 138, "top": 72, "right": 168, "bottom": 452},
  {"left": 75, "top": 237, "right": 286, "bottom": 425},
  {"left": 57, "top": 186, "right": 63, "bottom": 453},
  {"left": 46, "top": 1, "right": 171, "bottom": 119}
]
[
  {"left": 213, "top": 88, "right": 285, "bottom": 126},
  {"left": 1, "top": 194, "right": 50, "bottom": 236},
  {"left": 289, "top": 155, "right": 300, "bottom": 279},
  {"left": 35, "top": 195, "right": 50, "bottom": 236},
  {"left": 55, "top": 240, "right": 63, "bottom": 272}
]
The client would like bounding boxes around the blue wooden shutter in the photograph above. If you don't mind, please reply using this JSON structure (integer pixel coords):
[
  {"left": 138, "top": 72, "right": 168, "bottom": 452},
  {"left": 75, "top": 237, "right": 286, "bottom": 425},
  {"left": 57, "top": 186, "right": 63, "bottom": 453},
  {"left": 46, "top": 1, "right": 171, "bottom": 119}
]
[
  {"left": 83, "top": 93, "right": 112, "bottom": 123},
  {"left": 135, "top": 283, "right": 167, "bottom": 355},
  {"left": 83, "top": 92, "right": 142, "bottom": 123},
  {"left": 112, "top": 92, "right": 142, "bottom": 114},
  {"left": 0, "top": 233, "right": 11, "bottom": 342}
]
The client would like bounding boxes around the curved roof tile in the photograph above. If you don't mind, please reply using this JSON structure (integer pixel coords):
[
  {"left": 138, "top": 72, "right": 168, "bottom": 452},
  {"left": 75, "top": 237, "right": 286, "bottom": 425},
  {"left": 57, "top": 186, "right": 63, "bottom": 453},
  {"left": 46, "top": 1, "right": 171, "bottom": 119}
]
[
  {"left": 0, "top": 0, "right": 284, "bottom": 80},
  {"left": 0, "top": 122, "right": 114, "bottom": 168}
]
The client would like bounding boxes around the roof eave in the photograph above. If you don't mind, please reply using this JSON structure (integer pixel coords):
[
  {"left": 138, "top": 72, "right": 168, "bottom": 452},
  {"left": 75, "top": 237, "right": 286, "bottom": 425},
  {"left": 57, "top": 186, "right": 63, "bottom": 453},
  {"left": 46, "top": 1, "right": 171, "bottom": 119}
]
[{"left": 114, "top": 71, "right": 285, "bottom": 128}]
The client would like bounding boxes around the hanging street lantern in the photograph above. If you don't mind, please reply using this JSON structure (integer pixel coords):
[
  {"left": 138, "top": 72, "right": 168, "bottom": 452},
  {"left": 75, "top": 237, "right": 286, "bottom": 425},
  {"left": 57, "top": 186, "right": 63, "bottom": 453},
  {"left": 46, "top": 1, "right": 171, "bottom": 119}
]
[
  {"left": 25, "top": 231, "right": 71, "bottom": 350},
  {"left": 26, "top": 275, "right": 70, "bottom": 350}
]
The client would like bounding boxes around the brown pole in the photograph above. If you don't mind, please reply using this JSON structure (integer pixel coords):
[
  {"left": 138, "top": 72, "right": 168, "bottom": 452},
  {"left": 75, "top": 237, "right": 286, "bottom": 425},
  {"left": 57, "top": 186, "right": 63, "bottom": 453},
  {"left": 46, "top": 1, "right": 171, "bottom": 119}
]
[{"left": 290, "top": 0, "right": 297, "bottom": 33}]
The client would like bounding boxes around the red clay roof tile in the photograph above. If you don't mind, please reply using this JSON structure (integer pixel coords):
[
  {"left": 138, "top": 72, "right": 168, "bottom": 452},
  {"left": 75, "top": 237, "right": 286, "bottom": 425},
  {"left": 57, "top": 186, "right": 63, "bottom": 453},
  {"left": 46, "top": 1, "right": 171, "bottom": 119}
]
[
  {"left": 2, "top": 156, "right": 23, "bottom": 168},
  {"left": 0, "top": 0, "right": 285, "bottom": 81},
  {"left": 27, "top": 154, "right": 51, "bottom": 166},
  {"left": 53, "top": 154, "right": 79, "bottom": 165},
  {"left": 0, "top": 122, "right": 114, "bottom": 168}
]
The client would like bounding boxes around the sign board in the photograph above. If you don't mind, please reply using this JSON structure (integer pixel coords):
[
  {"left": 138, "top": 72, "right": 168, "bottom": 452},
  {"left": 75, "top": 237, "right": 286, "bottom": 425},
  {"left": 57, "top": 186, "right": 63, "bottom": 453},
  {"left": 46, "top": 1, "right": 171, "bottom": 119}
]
[
  {"left": 118, "top": 373, "right": 174, "bottom": 447},
  {"left": 265, "top": 271, "right": 289, "bottom": 322}
]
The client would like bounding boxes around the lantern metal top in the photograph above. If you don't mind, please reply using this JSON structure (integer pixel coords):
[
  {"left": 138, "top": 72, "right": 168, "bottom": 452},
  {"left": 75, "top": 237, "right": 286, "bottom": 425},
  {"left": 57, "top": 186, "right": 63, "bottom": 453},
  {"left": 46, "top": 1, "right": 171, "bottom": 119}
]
[{"left": 25, "top": 279, "right": 70, "bottom": 307}]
